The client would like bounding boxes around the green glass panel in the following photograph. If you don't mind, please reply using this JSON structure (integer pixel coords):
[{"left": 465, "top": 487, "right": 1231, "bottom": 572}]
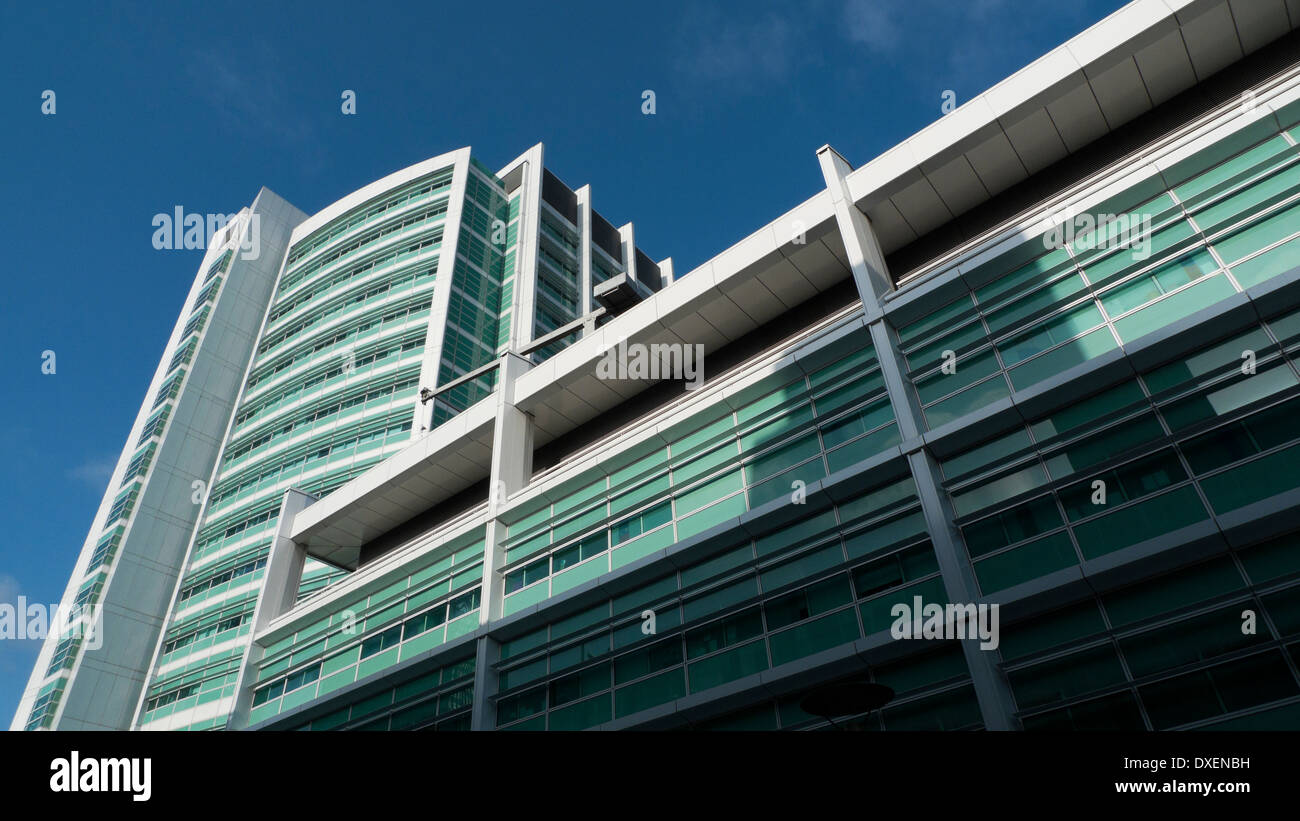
[
  {"left": 871, "top": 645, "right": 968, "bottom": 695},
  {"left": 836, "top": 476, "right": 917, "bottom": 527},
  {"left": 1000, "top": 601, "right": 1106, "bottom": 662},
  {"left": 985, "top": 273, "right": 1089, "bottom": 337},
  {"left": 682, "top": 579, "right": 759, "bottom": 623},
  {"left": 548, "top": 693, "right": 611, "bottom": 731},
  {"left": 735, "top": 375, "right": 809, "bottom": 425},
  {"left": 880, "top": 684, "right": 982, "bottom": 731},
  {"left": 999, "top": 303, "right": 1104, "bottom": 366},
  {"left": 905, "top": 322, "right": 986, "bottom": 371},
  {"left": 806, "top": 342, "right": 876, "bottom": 390},
  {"left": 1102, "top": 557, "right": 1243, "bottom": 628},
  {"left": 961, "top": 495, "right": 1062, "bottom": 557},
  {"left": 609, "top": 474, "right": 670, "bottom": 517},
  {"left": 1229, "top": 234, "right": 1300, "bottom": 288},
  {"left": 1080, "top": 221, "right": 1196, "bottom": 285},
  {"left": 671, "top": 440, "right": 739, "bottom": 486},
  {"left": 747, "top": 458, "right": 826, "bottom": 508},
  {"left": 1099, "top": 249, "right": 1217, "bottom": 316},
  {"left": 676, "top": 493, "right": 746, "bottom": 540},
  {"left": 551, "top": 554, "right": 609, "bottom": 595},
  {"left": 1113, "top": 274, "right": 1238, "bottom": 343},
  {"left": 1028, "top": 380, "right": 1145, "bottom": 442},
  {"left": 737, "top": 402, "right": 815, "bottom": 452},
  {"left": 681, "top": 543, "right": 753, "bottom": 587},
  {"left": 1139, "top": 650, "right": 1298, "bottom": 730},
  {"left": 611, "top": 523, "right": 676, "bottom": 569},
  {"left": 896, "top": 293, "right": 977, "bottom": 346},
  {"left": 1120, "top": 604, "right": 1268, "bottom": 678},
  {"left": 952, "top": 462, "right": 1048, "bottom": 518},
  {"left": 915, "top": 348, "right": 1000, "bottom": 405},
  {"left": 768, "top": 608, "right": 859, "bottom": 667},
  {"left": 825, "top": 424, "right": 901, "bottom": 474},
  {"left": 759, "top": 542, "right": 845, "bottom": 591},
  {"left": 941, "top": 428, "right": 1033, "bottom": 481},
  {"left": 812, "top": 368, "right": 886, "bottom": 418},
  {"left": 613, "top": 639, "right": 683, "bottom": 685},
  {"left": 614, "top": 669, "right": 686, "bottom": 718},
  {"left": 1200, "top": 442, "right": 1300, "bottom": 514},
  {"left": 975, "top": 247, "right": 1074, "bottom": 306},
  {"left": 973, "top": 531, "right": 1078, "bottom": 593},
  {"left": 858, "top": 577, "right": 946, "bottom": 636},
  {"left": 1008, "top": 645, "right": 1127, "bottom": 710},
  {"left": 1143, "top": 327, "right": 1272, "bottom": 395},
  {"left": 754, "top": 508, "right": 839, "bottom": 558},
  {"left": 674, "top": 470, "right": 743, "bottom": 516},
  {"left": 1021, "top": 692, "right": 1145, "bottom": 731},
  {"left": 669, "top": 412, "right": 736, "bottom": 457},
  {"left": 1072, "top": 486, "right": 1208, "bottom": 559},
  {"left": 1162, "top": 362, "right": 1296, "bottom": 431},
  {"left": 1191, "top": 163, "right": 1300, "bottom": 234},
  {"left": 1238, "top": 532, "right": 1300, "bottom": 583},
  {"left": 1212, "top": 200, "right": 1300, "bottom": 264},
  {"left": 819, "top": 397, "right": 894, "bottom": 449},
  {"left": 744, "top": 432, "right": 820, "bottom": 484},
  {"left": 1043, "top": 412, "right": 1164, "bottom": 479},
  {"left": 1175, "top": 135, "right": 1294, "bottom": 202},
  {"left": 923, "top": 375, "right": 1011, "bottom": 428},
  {"left": 686, "top": 640, "right": 769, "bottom": 693}
]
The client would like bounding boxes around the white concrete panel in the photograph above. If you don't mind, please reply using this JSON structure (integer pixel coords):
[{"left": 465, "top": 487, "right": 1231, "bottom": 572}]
[
  {"left": 1229, "top": 0, "right": 1291, "bottom": 53},
  {"left": 1134, "top": 27, "right": 1198, "bottom": 105},
  {"left": 1088, "top": 56, "right": 1154, "bottom": 127},
  {"left": 783, "top": 235, "right": 851, "bottom": 290},
  {"left": 963, "top": 130, "right": 1030, "bottom": 196},
  {"left": 890, "top": 178, "right": 951, "bottom": 237},
  {"left": 755, "top": 257, "right": 818, "bottom": 308},
  {"left": 984, "top": 46, "right": 1083, "bottom": 118},
  {"left": 860, "top": 200, "right": 917, "bottom": 250},
  {"left": 921, "top": 155, "right": 989, "bottom": 217},
  {"left": 1046, "top": 79, "right": 1111, "bottom": 152},
  {"left": 1180, "top": 2, "right": 1245, "bottom": 79}
]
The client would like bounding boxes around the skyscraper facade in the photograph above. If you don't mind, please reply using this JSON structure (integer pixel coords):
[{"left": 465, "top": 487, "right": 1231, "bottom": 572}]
[{"left": 15, "top": 0, "right": 1300, "bottom": 732}]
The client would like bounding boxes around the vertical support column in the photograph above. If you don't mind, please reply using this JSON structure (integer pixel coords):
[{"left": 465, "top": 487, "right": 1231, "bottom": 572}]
[
  {"left": 618, "top": 222, "right": 636, "bottom": 284},
  {"left": 471, "top": 351, "right": 534, "bottom": 730},
  {"left": 576, "top": 185, "right": 594, "bottom": 330},
  {"left": 508, "top": 147, "right": 545, "bottom": 352},
  {"left": 228, "top": 487, "right": 315, "bottom": 729},
  {"left": 657, "top": 258, "right": 674, "bottom": 290},
  {"left": 818, "top": 146, "right": 1021, "bottom": 731}
]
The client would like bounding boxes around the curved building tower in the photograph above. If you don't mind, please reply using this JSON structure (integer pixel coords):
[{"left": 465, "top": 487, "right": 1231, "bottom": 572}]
[{"left": 11, "top": 143, "right": 660, "bottom": 731}]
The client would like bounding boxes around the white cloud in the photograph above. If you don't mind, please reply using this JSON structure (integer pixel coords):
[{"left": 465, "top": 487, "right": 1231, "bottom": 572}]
[
  {"left": 842, "top": 0, "right": 903, "bottom": 53},
  {"left": 67, "top": 457, "right": 115, "bottom": 486},
  {"left": 675, "top": 9, "right": 808, "bottom": 88}
]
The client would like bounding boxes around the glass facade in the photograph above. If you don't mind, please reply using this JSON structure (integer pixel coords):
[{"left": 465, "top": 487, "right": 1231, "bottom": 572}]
[
  {"left": 897, "top": 112, "right": 1300, "bottom": 431},
  {"left": 243, "top": 89, "right": 1300, "bottom": 733},
  {"left": 433, "top": 161, "right": 513, "bottom": 424},
  {"left": 139, "top": 166, "right": 457, "bottom": 729}
]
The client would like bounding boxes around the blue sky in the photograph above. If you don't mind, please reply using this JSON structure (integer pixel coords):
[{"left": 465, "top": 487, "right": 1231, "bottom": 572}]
[{"left": 0, "top": 0, "right": 1127, "bottom": 720}]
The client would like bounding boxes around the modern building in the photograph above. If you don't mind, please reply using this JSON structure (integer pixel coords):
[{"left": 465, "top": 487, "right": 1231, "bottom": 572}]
[{"left": 15, "top": 0, "right": 1300, "bottom": 732}]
